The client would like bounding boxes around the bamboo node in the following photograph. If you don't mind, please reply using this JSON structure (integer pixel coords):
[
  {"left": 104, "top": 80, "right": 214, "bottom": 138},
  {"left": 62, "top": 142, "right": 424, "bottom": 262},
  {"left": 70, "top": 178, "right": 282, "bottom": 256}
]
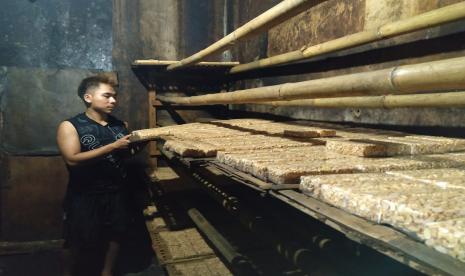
[
  {"left": 380, "top": 95, "right": 388, "bottom": 109},
  {"left": 278, "top": 83, "right": 286, "bottom": 100},
  {"left": 375, "top": 27, "right": 384, "bottom": 39},
  {"left": 389, "top": 67, "right": 401, "bottom": 92}
]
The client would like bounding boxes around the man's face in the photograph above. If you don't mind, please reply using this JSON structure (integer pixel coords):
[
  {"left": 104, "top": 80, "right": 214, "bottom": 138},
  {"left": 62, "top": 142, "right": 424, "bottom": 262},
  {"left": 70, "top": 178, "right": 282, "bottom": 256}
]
[{"left": 84, "top": 83, "right": 117, "bottom": 113}]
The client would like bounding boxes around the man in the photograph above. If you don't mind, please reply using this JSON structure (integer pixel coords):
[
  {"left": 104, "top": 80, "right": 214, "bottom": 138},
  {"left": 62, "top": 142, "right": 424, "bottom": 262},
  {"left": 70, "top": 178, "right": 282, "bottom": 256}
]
[{"left": 57, "top": 75, "right": 136, "bottom": 276}]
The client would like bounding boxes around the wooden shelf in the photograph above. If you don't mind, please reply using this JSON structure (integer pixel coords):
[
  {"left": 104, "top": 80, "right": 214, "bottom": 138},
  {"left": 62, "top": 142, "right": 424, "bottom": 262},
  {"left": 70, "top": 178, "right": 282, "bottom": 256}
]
[
  {"left": 155, "top": 144, "right": 465, "bottom": 275},
  {"left": 270, "top": 190, "right": 465, "bottom": 276}
]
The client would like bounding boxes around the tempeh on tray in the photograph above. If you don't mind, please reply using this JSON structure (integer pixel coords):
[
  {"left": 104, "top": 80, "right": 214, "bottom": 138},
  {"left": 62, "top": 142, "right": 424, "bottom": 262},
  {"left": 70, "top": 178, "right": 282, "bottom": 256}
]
[
  {"left": 132, "top": 119, "right": 465, "bottom": 262},
  {"left": 423, "top": 218, "right": 465, "bottom": 262},
  {"left": 300, "top": 169, "right": 465, "bottom": 262}
]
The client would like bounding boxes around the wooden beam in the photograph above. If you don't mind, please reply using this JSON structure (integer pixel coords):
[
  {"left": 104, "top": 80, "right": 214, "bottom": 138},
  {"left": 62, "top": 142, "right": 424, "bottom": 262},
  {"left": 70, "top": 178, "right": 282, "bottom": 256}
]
[
  {"left": 148, "top": 90, "right": 159, "bottom": 167},
  {"left": 272, "top": 190, "right": 465, "bottom": 276},
  {"left": 0, "top": 240, "right": 63, "bottom": 255}
]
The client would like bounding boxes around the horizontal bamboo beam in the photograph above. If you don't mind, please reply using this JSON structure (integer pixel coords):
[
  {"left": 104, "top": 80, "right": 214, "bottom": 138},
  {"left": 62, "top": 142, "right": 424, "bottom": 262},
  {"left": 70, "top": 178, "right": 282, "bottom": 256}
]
[
  {"left": 230, "top": 2, "right": 465, "bottom": 74},
  {"left": 157, "top": 56, "right": 465, "bottom": 105},
  {"left": 133, "top": 59, "right": 239, "bottom": 66},
  {"left": 166, "top": 0, "right": 318, "bottom": 71},
  {"left": 260, "top": 91, "right": 465, "bottom": 108}
]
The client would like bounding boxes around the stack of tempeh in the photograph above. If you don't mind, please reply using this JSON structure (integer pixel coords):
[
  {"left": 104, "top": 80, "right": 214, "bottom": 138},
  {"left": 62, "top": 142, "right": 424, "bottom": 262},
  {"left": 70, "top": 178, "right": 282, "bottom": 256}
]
[
  {"left": 133, "top": 119, "right": 465, "bottom": 261},
  {"left": 212, "top": 119, "right": 337, "bottom": 137},
  {"left": 132, "top": 119, "right": 465, "bottom": 181},
  {"left": 219, "top": 148, "right": 465, "bottom": 184},
  {"left": 325, "top": 135, "right": 465, "bottom": 157},
  {"left": 132, "top": 119, "right": 336, "bottom": 157},
  {"left": 300, "top": 168, "right": 465, "bottom": 262}
]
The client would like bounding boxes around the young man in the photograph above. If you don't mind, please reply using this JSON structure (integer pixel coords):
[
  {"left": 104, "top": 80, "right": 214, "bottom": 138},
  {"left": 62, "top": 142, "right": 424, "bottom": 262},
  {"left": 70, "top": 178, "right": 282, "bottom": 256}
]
[{"left": 57, "top": 75, "right": 134, "bottom": 276}]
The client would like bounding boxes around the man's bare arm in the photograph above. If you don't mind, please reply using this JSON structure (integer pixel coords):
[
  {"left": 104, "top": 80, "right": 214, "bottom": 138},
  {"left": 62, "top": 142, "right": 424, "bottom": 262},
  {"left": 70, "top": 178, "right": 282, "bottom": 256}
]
[{"left": 56, "top": 121, "right": 130, "bottom": 166}]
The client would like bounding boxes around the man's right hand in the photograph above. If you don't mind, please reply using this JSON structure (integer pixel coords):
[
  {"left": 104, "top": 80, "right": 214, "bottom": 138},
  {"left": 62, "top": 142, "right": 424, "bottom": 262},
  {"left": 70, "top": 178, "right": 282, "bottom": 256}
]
[
  {"left": 58, "top": 122, "right": 132, "bottom": 166},
  {"left": 112, "top": 135, "right": 131, "bottom": 150}
]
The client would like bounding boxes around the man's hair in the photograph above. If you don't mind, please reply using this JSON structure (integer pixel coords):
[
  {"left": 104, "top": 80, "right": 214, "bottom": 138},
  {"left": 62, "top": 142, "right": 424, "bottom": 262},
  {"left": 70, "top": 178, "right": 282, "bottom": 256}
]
[{"left": 77, "top": 75, "right": 115, "bottom": 105}]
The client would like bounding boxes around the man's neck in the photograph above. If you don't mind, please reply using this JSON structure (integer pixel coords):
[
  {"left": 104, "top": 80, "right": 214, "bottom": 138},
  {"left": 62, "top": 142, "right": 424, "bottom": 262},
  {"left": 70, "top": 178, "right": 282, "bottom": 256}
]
[{"left": 85, "top": 108, "right": 108, "bottom": 125}]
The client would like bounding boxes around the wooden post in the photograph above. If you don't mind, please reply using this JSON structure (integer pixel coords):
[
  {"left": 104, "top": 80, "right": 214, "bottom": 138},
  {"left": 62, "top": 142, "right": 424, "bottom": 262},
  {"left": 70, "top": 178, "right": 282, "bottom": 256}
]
[{"left": 148, "top": 89, "right": 158, "bottom": 169}]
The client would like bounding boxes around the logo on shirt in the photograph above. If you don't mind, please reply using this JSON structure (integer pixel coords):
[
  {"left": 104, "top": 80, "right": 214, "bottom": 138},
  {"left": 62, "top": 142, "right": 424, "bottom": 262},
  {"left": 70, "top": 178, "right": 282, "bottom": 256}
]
[
  {"left": 81, "top": 134, "right": 100, "bottom": 150},
  {"left": 80, "top": 134, "right": 96, "bottom": 145}
]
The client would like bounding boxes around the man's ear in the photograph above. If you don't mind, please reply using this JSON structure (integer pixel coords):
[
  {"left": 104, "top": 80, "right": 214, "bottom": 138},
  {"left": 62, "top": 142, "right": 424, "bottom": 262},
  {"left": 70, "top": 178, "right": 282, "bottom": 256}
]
[{"left": 84, "top": 93, "right": 92, "bottom": 104}]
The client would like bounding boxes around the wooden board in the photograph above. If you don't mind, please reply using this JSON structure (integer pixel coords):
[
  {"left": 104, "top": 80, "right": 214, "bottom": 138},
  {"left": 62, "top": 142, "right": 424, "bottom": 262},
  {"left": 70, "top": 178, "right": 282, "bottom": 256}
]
[
  {"left": 156, "top": 134, "right": 465, "bottom": 275},
  {"left": 0, "top": 240, "right": 63, "bottom": 256}
]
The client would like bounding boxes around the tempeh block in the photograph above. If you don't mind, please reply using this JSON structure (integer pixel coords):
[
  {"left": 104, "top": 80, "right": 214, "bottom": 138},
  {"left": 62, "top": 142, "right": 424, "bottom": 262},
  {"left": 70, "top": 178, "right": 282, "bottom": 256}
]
[
  {"left": 269, "top": 155, "right": 455, "bottom": 184},
  {"left": 163, "top": 138, "right": 218, "bottom": 157},
  {"left": 325, "top": 139, "right": 388, "bottom": 157},
  {"left": 386, "top": 168, "right": 465, "bottom": 190},
  {"left": 423, "top": 218, "right": 465, "bottom": 262},
  {"left": 300, "top": 174, "right": 465, "bottom": 236}
]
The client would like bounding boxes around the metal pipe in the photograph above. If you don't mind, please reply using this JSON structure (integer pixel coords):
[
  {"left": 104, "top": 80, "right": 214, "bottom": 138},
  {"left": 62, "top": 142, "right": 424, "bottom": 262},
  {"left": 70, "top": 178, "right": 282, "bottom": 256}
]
[
  {"left": 230, "top": 2, "right": 465, "bottom": 74},
  {"left": 191, "top": 172, "right": 240, "bottom": 214},
  {"left": 157, "top": 56, "right": 465, "bottom": 105},
  {"left": 189, "top": 167, "right": 331, "bottom": 273},
  {"left": 187, "top": 208, "right": 257, "bottom": 275}
]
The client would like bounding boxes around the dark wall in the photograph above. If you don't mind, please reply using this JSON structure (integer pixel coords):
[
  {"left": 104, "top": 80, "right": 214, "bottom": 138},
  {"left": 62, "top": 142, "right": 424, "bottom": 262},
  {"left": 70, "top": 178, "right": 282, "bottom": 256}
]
[
  {"left": 112, "top": 0, "right": 146, "bottom": 131},
  {"left": 0, "top": 0, "right": 114, "bottom": 241},
  {"left": 0, "top": 68, "right": 115, "bottom": 155},
  {"left": 0, "top": 0, "right": 114, "bottom": 155},
  {"left": 179, "top": 0, "right": 213, "bottom": 58},
  {"left": 0, "top": 0, "right": 112, "bottom": 70},
  {"left": 0, "top": 0, "right": 235, "bottom": 241}
]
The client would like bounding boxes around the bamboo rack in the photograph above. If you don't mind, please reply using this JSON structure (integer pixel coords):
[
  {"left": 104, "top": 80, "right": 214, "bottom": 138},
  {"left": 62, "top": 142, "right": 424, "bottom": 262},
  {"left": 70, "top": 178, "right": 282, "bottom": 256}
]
[
  {"left": 166, "top": 0, "right": 317, "bottom": 71},
  {"left": 157, "top": 56, "right": 465, "bottom": 105},
  {"left": 230, "top": 2, "right": 465, "bottom": 74},
  {"left": 260, "top": 91, "right": 465, "bottom": 108}
]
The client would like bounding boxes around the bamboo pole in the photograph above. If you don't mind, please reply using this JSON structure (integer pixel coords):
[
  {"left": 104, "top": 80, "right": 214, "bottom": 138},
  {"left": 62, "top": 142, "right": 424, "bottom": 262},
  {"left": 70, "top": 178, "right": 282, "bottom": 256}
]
[
  {"left": 157, "top": 56, "right": 465, "bottom": 105},
  {"left": 260, "top": 91, "right": 465, "bottom": 108},
  {"left": 230, "top": 2, "right": 465, "bottom": 74},
  {"left": 166, "top": 0, "right": 317, "bottom": 71},
  {"left": 133, "top": 60, "right": 240, "bottom": 66}
]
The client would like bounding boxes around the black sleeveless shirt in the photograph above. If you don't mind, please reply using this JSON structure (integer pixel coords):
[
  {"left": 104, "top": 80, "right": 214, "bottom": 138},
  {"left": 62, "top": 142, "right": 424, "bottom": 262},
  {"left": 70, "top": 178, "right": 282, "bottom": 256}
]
[{"left": 65, "top": 113, "right": 129, "bottom": 195}]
